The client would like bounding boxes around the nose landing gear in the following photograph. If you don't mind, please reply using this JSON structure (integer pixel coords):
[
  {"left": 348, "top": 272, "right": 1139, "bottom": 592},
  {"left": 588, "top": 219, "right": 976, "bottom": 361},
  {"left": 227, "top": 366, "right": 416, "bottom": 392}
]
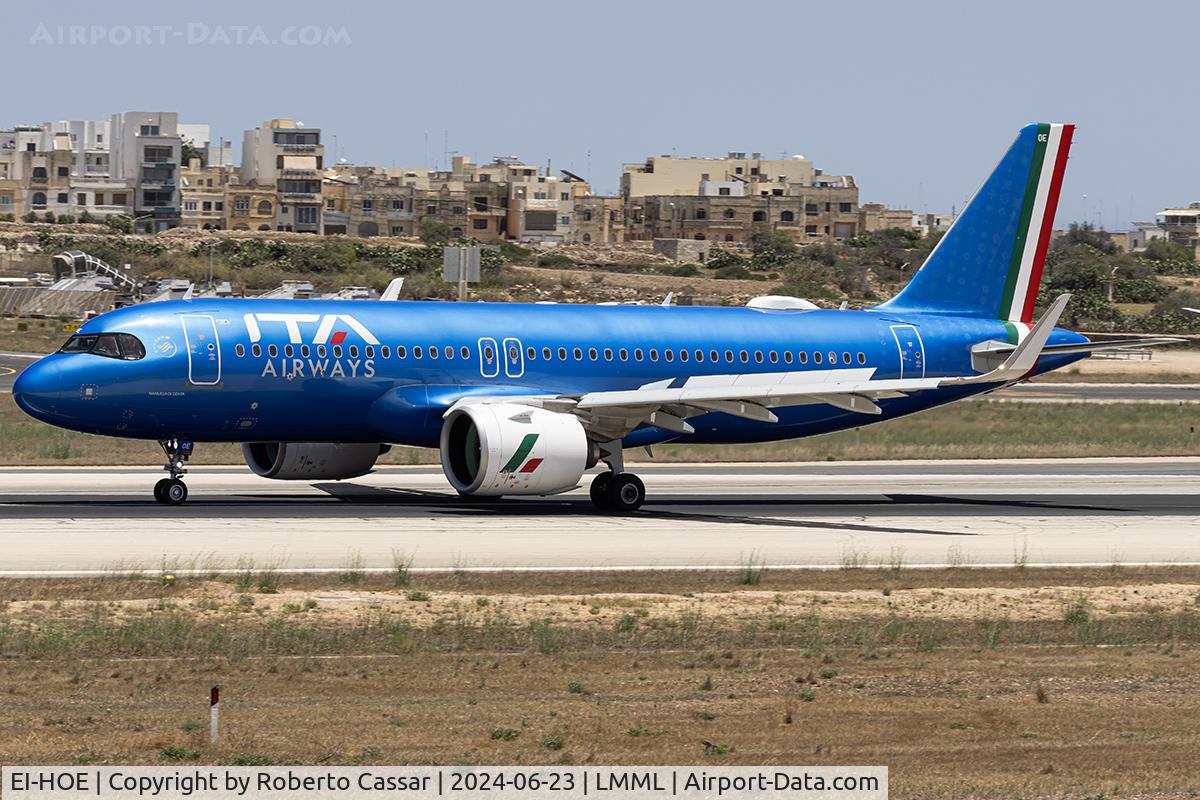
[{"left": 154, "top": 439, "right": 192, "bottom": 505}]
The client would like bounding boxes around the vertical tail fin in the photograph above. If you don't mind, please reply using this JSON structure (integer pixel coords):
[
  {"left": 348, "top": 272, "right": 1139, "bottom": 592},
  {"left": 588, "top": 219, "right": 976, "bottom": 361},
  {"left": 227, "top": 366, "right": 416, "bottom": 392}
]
[{"left": 878, "top": 123, "right": 1074, "bottom": 326}]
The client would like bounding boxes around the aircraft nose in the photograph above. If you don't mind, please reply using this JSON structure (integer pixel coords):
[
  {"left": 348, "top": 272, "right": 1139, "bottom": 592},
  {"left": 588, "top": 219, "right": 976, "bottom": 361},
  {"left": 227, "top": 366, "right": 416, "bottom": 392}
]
[{"left": 12, "top": 357, "right": 67, "bottom": 421}]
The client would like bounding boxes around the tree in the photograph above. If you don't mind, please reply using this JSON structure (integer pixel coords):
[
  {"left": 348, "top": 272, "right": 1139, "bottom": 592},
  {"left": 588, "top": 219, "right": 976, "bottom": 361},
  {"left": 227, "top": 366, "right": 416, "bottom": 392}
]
[
  {"left": 180, "top": 138, "right": 205, "bottom": 168},
  {"left": 418, "top": 217, "right": 454, "bottom": 246},
  {"left": 747, "top": 226, "right": 797, "bottom": 268}
]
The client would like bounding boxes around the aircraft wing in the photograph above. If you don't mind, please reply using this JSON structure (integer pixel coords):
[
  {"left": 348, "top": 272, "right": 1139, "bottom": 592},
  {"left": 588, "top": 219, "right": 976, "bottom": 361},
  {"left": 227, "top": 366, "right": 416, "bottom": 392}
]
[{"left": 446, "top": 294, "right": 1080, "bottom": 441}]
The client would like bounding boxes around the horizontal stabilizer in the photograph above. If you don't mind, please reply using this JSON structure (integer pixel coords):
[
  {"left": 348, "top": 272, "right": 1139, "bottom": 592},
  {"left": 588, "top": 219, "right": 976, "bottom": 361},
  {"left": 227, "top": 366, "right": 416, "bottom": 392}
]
[{"left": 947, "top": 293, "right": 1070, "bottom": 385}]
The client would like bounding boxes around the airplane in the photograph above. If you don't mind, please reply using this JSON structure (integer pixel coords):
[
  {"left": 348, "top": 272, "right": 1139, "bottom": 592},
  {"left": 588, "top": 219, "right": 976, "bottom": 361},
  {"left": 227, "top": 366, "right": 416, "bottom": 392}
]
[{"left": 12, "top": 123, "right": 1181, "bottom": 511}]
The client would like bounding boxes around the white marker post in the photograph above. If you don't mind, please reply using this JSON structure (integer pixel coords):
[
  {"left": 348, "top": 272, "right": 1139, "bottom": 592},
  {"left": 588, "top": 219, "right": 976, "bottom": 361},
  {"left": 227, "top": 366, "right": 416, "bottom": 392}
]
[{"left": 210, "top": 684, "right": 220, "bottom": 744}]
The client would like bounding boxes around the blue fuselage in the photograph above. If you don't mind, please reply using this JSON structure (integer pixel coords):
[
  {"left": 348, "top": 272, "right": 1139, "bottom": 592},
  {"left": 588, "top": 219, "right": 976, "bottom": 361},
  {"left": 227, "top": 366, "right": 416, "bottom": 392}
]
[{"left": 13, "top": 299, "right": 1089, "bottom": 449}]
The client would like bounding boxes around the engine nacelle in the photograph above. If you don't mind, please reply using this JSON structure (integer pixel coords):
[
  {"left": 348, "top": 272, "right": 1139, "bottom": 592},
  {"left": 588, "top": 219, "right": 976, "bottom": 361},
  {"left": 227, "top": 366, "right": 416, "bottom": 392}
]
[
  {"left": 441, "top": 403, "right": 591, "bottom": 496},
  {"left": 242, "top": 442, "right": 384, "bottom": 480}
]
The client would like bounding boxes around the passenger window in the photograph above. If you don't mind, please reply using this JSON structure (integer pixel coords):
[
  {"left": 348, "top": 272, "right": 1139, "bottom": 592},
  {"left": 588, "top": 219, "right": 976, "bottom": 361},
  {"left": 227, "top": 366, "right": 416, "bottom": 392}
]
[
  {"left": 604, "top": 348, "right": 613, "bottom": 361},
  {"left": 348, "top": 345, "right": 358, "bottom": 358},
  {"left": 739, "top": 350, "right": 749, "bottom": 363},
  {"left": 302, "top": 345, "right": 311, "bottom": 357},
  {"left": 814, "top": 351, "right": 823, "bottom": 364},
  {"left": 557, "top": 347, "right": 567, "bottom": 360},
  {"left": 543, "top": 347, "right": 552, "bottom": 360},
  {"left": 413, "top": 346, "right": 422, "bottom": 359},
  {"left": 268, "top": 344, "right": 278, "bottom": 358},
  {"left": 366, "top": 346, "right": 375, "bottom": 358},
  {"left": 589, "top": 347, "right": 598, "bottom": 361},
  {"left": 784, "top": 351, "right": 793, "bottom": 364},
  {"left": 619, "top": 348, "right": 628, "bottom": 361},
  {"left": 446, "top": 346, "right": 455, "bottom": 359},
  {"left": 769, "top": 351, "right": 778, "bottom": 363},
  {"left": 317, "top": 345, "right": 327, "bottom": 358},
  {"left": 799, "top": 351, "right": 807, "bottom": 364},
  {"left": 397, "top": 346, "right": 406, "bottom": 358},
  {"left": 635, "top": 348, "right": 644, "bottom": 361},
  {"left": 381, "top": 346, "right": 390, "bottom": 359},
  {"left": 724, "top": 349, "right": 734, "bottom": 362},
  {"left": 252, "top": 344, "right": 262, "bottom": 357},
  {"left": 857, "top": 352, "right": 866, "bottom": 365},
  {"left": 428, "top": 346, "right": 438, "bottom": 359},
  {"left": 754, "top": 350, "right": 763, "bottom": 363},
  {"left": 680, "top": 349, "right": 689, "bottom": 362},
  {"left": 710, "top": 349, "right": 719, "bottom": 362},
  {"left": 842, "top": 352, "right": 851, "bottom": 364},
  {"left": 284, "top": 345, "right": 294, "bottom": 358},
  {"left": 647, "top": 349, "right": 656, "bottom": 362},
  {"left": 461, "top": 346, "right": 470, "bottom": 359},
  {"left": 527, "top": 346, "right": 536, "bottom": 360},
  {"left": 236, "top": 344, "right": 246, "bottom": 357},
  {"left": 695, "top": 349, "right": 704, "bottom": 362},
  {"left": 828, "top": 351, "right": 836, "bottom": 364},
  {"left": 332, "top": 345, "right": 342, "bottom": 358},
  {"left": 664, "top": 349, "right": 674, "bottom": 362},
  {"left": 573, "top": 347, "right": 583, "bottom": 360}
]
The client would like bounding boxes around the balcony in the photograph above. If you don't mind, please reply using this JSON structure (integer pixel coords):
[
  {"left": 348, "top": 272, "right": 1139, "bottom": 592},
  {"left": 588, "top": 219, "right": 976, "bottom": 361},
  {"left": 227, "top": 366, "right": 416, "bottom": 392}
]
[
  {"left": 280, "top": 192, "right": 320, "bottom": 202},
  {"left": 280, "top": 143, "right": 320, "bottom": 153},
  {"left": 281, "top": 168, "right": 319, "bottom": 178}
]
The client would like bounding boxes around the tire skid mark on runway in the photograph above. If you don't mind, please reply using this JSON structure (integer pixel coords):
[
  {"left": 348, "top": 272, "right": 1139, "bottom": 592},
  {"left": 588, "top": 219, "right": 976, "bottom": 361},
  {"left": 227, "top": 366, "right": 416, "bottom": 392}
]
[{"left": 632, "top": 508, "right": 973, "bottom": 536}]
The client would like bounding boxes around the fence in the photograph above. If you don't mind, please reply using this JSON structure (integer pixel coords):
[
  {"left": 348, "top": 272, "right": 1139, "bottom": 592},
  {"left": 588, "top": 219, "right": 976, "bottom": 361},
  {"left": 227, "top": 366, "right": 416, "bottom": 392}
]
[{"left": 0, "top": 287, "right": 116, "bottom": 318}]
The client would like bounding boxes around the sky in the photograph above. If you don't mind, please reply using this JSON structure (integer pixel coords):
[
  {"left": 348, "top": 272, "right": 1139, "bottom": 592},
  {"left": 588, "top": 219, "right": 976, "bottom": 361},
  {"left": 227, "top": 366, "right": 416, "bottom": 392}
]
[{"left": 4, "top": 0, "right": 1196, "bottom": 230}]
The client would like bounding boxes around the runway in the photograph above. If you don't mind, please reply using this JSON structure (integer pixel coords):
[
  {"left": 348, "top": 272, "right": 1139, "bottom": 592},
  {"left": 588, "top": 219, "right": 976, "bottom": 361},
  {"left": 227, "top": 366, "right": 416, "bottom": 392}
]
[
  {"left": 996, "top": 382, "right": 1200, "bottom": 402},
  {"left": 0, "top": 459, "right": 1196, "bottom": 573},
  {"left": 0, "top": 352, "right": 36, "bottom": 392}
]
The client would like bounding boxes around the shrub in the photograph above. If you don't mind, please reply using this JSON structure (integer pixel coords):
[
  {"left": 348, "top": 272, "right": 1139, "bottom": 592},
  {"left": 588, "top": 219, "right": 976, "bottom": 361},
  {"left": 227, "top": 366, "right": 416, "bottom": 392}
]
[
  {"left": 491, "top": 728, "right": 520, "bottom": 741},
  {"left": 159, "top": 746, "right": 200, "bottom": 761},
  {"left": 539, "top": 735, "right": 565, "bottom": 750}
]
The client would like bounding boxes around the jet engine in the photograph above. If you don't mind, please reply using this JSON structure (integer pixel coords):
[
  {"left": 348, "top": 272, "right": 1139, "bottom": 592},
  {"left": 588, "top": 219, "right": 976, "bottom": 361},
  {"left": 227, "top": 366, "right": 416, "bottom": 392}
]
[
  {"left": 440, "top": 403, "right": 593, "bottom": 496},
  {"left": 242, "top": 442, "right": 385, "bottom": 480}
]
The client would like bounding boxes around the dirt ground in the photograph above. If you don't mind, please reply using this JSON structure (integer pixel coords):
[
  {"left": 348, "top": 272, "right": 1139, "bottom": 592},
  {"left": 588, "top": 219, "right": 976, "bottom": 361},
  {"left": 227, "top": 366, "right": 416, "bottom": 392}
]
[{"left": 2, "top": 568, "right": 1200, "bottom": 799}]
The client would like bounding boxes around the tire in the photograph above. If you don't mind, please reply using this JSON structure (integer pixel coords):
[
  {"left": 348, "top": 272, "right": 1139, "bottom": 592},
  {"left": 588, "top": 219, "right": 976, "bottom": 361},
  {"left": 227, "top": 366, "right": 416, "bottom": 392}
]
[
  {"left": 163, "top": 478, "right": 188, "bottom": 506},
  {"left": 153, "top": 478, "right": 170, "bottom": 504},
  {"left": 589, "top": 473, "right": 612, "bottom": 510},
  {"left": 605, "top": 473, "right": 645, "bottom": 512}
]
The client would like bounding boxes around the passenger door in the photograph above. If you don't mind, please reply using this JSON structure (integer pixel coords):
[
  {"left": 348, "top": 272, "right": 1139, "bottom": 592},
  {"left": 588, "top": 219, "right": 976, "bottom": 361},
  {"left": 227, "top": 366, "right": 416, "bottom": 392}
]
[
  {"left": 180, "top": 314, "right": 222, "bottom": 386},
  {"left": 889, "top": 324, "right": 925, "bottom": 379}
]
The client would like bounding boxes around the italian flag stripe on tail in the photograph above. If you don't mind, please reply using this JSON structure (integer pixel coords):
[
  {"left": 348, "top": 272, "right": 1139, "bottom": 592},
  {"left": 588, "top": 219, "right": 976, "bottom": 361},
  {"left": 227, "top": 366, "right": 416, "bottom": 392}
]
[{"left": 1000, "top": 123, "right": 1075, "bottom": 325}]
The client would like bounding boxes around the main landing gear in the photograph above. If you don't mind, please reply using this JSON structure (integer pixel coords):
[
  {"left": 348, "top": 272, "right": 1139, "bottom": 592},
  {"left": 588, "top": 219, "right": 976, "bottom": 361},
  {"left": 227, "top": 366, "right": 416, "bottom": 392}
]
[
  {"left": 154, "top": 438, "right": 193, "bottom": 505},
  {"left": 589, "top": 444, "right": 646, "bottom": 513}
]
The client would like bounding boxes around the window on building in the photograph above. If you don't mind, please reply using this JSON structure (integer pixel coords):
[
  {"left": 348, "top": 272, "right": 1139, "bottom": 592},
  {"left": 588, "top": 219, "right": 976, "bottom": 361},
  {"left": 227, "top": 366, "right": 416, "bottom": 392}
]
[
  {"left": 296, "top": 207, "right": 318, "bottom": 224},
  {"left": 426, "top": 205, "right": 437, "bottom": 215},
  {"left": 76, "top": 193, "right": 86, "bottom": 206},
  {"left": 560, "top": 215, "right": 570, "bottom": 225},
  {"left": 723, "top": 208, "right": 735, "bottom": 219},
  {"left": 752, "top": 210, "right": 766, "bottom": 222},
  {"left": 718, "top": 186, "right": 731, "bottom": 196},
  {"left": 326, "top": 199, "right": 335, "bottom": 210},
  {"left": 31, "top": 192, "right": 46, "bottom": 208},
  {"left": 780, "top": 210, "right": 795, "bottom": 222},
  {"left": 202, "top": 201, "right": 212, "bottom": 211},
  {"left": 391, "top": 226, "right": 404, "bottom": 235},
  {"left": 57, "top": 166, "right": 68, "bottom": 177},
  {"left": 362, "top": 199, "right": 373, "bottom": 212},
  {"left": 57, "top": 192, "right": 68, "bottom": 204},
  {"left": 805, "top": 203, "right": 818, "bottom": 215},
  {"left": 184, "top": 201, "right": 197, "bottom": 211},
  {"left": 735, "top": 167, "right": 743, "bottom": 174},
  {"left": 139, "top": 124, "right": 160, "bottom": 136},
  {"left": 143, "top": 145, "right": 172, "bottom": 163},
  {"left": 560, "top": 192, "right": 569, "bottom": 201},
  {"left": 839, "top": 203, "right": 853, "bottom": 213},
  {"left": 32, "top": 167, "right": 47, "bottom": 179},
  {"left": 215, "top": 201, "right": 223, "bottom": 211},
  {"left": 805, "top": 225, "right": 818, "bottom": 235},
  {"left": 113, "top": 193, "right": 127, "bottom": 206},
  {"left": 472, "top": 219, "right": 488, "bottom": 230},
  {"left": 257, "top": 200, "right": 272, "bottom": 215}
]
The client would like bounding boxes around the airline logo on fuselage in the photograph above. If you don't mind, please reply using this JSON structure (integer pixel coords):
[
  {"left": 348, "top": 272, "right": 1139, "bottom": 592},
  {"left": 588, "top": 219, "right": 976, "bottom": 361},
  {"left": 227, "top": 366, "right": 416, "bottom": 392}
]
[{"left": 243, "top": 312, "right": 379, "bottom": 345}]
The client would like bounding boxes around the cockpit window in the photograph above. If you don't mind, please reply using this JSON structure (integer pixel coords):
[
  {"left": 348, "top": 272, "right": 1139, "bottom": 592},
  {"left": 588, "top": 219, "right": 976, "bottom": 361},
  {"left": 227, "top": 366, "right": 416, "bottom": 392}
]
[{"left": 58, "top": 332, "right": 146, "bottom": 361}]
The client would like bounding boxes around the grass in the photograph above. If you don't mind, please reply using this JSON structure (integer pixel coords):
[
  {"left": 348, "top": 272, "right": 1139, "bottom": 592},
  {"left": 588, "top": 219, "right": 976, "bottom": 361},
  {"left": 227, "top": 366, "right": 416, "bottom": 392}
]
[
  {"left": 3, "top": 393, "right": 1200, "bottom": 465},
  {"left": 3, "top": 568, "right": 1200, "bottom": 797}
]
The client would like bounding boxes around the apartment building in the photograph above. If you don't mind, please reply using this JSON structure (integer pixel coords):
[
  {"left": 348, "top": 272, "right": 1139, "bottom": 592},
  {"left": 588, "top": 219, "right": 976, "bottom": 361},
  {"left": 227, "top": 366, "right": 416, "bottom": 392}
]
[
  {"left": 109, "top": 111, "right": 184, "bottom": 232},
  {"left": 226, "top": 182, "right": 277, "bottom": 231},
  {"left": 569, "top": 196, "right": 625, "bottom": 244},
  {"left": 629, "top": 185, "right": 860, "bottom": 244},
  {"left": 621, "top": 152, "right": 817, "bottom": 200},
  {"left": 1151, "top": 203, "right": 1200, "bottom": 257},
  {"left": 179, "top": 159, "right": 233, "bottom": 230},
  {"left": 242, "top": 119, "right": 323, "bottom": 233}
]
